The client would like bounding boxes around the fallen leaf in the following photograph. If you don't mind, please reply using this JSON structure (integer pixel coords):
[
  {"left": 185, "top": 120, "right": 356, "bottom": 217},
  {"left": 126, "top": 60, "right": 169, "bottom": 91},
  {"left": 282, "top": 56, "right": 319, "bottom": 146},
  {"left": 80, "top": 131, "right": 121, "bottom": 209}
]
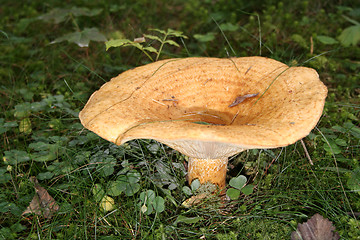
[
  {"left": 181, "top": 193, "right": 208, "bottom": 208},
  {"left": 99, "top": 195, "right": 115, "bottom": 212},
  {"left": 291, "top": 213, "right": 340, "bottom": 240},
  {"left": 228, "top": 93, "right": 259, "bottom": 107},
  {"left": 133, "top": 37, "right": 145, "bottom": 43},
  {"left": 22, "top": 176, "right": 59, "bottom": 218}
]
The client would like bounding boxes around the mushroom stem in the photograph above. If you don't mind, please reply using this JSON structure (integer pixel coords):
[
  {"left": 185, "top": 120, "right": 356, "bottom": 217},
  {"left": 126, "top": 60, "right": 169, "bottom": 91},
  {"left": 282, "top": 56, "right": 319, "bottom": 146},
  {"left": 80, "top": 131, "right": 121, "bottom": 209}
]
[{"left": 187, "top": 157, "right": 228, "bottom": 189}]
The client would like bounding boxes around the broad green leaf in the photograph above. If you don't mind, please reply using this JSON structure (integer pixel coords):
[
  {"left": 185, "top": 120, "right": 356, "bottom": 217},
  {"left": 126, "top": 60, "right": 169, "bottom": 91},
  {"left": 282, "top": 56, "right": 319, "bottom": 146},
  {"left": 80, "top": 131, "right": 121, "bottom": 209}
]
[
  {"left": 0, "top": 119, "right": 18, "bottom": 134},
  {"left": 316, "top": 35, "right": 338, "bottom": 45},
  {"left": 338, "top": 25, "right": 360, "bottom": 47},
  {"left": 30, "top": 101, "right": 47, "bottom": 112},
  {"left": 152, "top": 196, "right": 165, "bottom": 213},
  {"left": 219, "top": 22, "right": 239, "bottom": 32},
  {"left": 191, "top": 179, "right": 201, "bottom": 192},
  {"left": 164, "top": 40, "right": 179, "bottom": 47},
  {"left": 38, "top": 8, "right": 71, "bottom": 23},
  {"left": 18, "top": 88, "right": 34, "bottom": 101},
  {"left": 29, "top": 142, "right": 50, "bottom": 151},
  {"left": 29, "top": 140, "right": 64, "bottom": 162},
  {"left": 150, "top": 28, "right": 167, "bottom": 35},
  {"left": 168, "top": 183, "right": 178, "bottom": 190},
  {"left": 14, "top": 102, "right": 32, "bottom": 118},
  {"left": 174, "top": 215, "right": 204, "bottom": 226},
  {"left": 51, "top": 28, "right": 107, "bottom": 47},
  {"left": 166, "top": 29, "right": 188, "bottom": 38},
  {"left": 194, "top": 32, "right": 216, "bottom": 42},
  {"left": 46, "top": 161, "right": 73, "bottom": 175},
  {"left": 37, "top": 172, "right": 54, "bottom": 180},
  {"left": 0, "top": 201, "right": 21, "bottom": 215},
  {"left": 126, "top": 170, "right": 141, "bottom": 183},
  {"left": 347, "top": 167, "right": 360, "bottom": 195},
  {"left": 335, "top": 138, "right": 347, "bottom": 146},
  {"left": 143, "top": 46, "right": 158, "bottom": 53},
  {"left": 32, "top": 151, "right": 57, "bottom": 162},
  {"left": 229, "top": 175, "right": 247, "bottom": 190},
  {"left": 108, "top": 178, "right": 127, "bottom": 196},
  {"left": 38, "top": 7, "right": 102, "bottom": 24},
  {"left": 143, "top": 34, "right": 162, "bottom": 42},
  {"left": 139, "top": 190, "right": 157, "bottom": 214},
  {"left": 182, "top": 186, "right": 192, "bottom": 196},
  {"left": 4, "top": 150, "right": 30, "bottom": 165},
  {"left": 226, "top": 188, "right": 241, "bottom": 200},
  {"left": 3, "top": 121, "right": 18, "bottom": 128},
  {"left": 331, "top": 125, "right": 347, "bottom": 133},
  {"left": 0, "top": 169, "right": 11, "bottom": 184},
  {"left": 241, "top": 184, "right": 254, "bottom": 195},
  {"left": 323, "top": 141, "right": 342, "bottom": 155},
  {"left": 98, "top": 156, "right": 116, "bottom": 177},
  {"left": 124, "top": 183, "right": 140, "bottom": 196},
  {"left": 131, "top": 42, "right": 144, "bottom": 50},
  {"left": 92, "top": 184, "right": 105, "bottom": 202},
  {"left": 344, "top": 122, "right": 360, "bottom": 139},
  {"left": 105, "top": 39, "right": 133, "bottom": 50},
  {"left": 140, "top": 190, "right": 156, "bottom": 204}
]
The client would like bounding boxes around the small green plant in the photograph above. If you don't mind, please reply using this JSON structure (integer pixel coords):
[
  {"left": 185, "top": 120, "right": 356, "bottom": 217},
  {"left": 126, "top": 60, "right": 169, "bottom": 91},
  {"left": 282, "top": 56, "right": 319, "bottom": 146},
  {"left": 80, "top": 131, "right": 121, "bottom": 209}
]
[
  {"left": 0, "top": 119, "right": 18, "bottom": 134},
  {"left": 311, "top": 121, "right": 360, "bottom": 196},
  {"left": 347, "top": 167, "right": 360, "bottom": 196},
  {"left": 338, "top": 15, "right": 360, "bottom": 47},
  {"left": 314, "top": 14, "right": 360, "bottom": 47},
  {"left": 38, "top": 7, "right": 107, "bottom": 47},
  {"left": 105, "top": 28, "right": 188, "bottom": 61},
  {"left": 107, "top": 170, "right": 141, "bottom": 197},
  {"left": 226, "top": 175, "right": 254, "bottom": 200},
  {"left": 139, "top": 190, "right": 165, "bottom": 215}
]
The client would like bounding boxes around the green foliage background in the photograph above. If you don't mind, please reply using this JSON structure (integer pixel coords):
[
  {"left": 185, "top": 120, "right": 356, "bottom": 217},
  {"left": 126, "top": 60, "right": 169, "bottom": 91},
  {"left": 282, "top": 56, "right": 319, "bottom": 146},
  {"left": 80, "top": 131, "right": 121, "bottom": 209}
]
[{"left": 0, "top": 0, "right": 359, "bottom": 239}]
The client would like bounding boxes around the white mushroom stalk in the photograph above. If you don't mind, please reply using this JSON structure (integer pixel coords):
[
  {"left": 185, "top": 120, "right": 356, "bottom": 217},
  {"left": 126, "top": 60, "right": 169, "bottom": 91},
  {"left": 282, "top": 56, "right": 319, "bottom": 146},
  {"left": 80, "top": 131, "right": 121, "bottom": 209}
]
[{"left": 79, "top": 57, "right": 327, "bottom": 192}]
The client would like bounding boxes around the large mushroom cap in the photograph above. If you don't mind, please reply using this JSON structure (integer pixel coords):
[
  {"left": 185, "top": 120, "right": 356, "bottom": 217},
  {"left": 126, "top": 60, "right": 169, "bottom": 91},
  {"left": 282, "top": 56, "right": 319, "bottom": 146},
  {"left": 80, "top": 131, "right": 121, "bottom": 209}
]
[{"left": 79, "top": 57, "right": 327, "bottom": 159}]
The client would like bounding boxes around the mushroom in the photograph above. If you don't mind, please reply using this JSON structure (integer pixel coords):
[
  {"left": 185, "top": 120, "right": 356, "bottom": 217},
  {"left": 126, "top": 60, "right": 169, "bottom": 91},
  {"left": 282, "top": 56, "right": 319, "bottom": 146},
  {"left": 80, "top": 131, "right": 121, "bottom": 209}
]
[{"left": 79, "top": 57, "right": 327, "bottom": 190}]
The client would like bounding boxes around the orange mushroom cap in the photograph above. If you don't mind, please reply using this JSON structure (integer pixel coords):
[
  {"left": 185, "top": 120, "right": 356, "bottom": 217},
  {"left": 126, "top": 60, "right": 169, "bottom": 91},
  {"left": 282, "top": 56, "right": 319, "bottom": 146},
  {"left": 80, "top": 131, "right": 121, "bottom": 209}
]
[{"left": 79, "top": 57, "right": 327, "bottom": 159}]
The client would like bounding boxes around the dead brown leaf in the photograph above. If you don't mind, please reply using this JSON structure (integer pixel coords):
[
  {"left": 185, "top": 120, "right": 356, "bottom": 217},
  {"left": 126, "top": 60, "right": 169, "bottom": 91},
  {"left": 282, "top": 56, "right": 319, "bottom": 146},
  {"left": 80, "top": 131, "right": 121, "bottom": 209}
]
[
  {"left": 22, "top": 176, "right": 59, "bottom": 219},
  {"left": 291, "top": 213, "right": 340, "bottom": 240},
  {"left": 228, "top": 93, "right": 259, "bottom": 107},
  {"left": 181, "top": 193, "right": 209, "bottom": 208}
]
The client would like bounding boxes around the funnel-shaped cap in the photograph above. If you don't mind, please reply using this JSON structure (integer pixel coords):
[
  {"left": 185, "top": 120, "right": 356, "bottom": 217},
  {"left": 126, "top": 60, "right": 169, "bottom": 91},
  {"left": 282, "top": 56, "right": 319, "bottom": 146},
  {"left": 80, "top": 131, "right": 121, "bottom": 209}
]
[{"left": 79, "top": 57, "right": 327, "bottom": 159}]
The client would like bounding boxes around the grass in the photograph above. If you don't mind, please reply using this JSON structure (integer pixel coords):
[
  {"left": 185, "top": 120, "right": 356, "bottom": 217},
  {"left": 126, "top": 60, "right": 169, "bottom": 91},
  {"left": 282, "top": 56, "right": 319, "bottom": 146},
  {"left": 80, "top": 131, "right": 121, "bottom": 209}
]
[{"left": 1, "top": 0, "right": 360, "bottom": 239}]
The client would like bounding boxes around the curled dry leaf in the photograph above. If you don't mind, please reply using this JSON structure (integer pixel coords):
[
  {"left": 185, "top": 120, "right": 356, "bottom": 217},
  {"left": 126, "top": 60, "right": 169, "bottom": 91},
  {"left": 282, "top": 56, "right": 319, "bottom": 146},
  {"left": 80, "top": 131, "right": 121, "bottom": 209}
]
[
  {"left": 133, "top": 37, "right": 145, "bottom": 43},
  {"left": 182, "top": 193, "right": 208, "bottom": 208},
  {"left": 291, "top": 213, "right": 340, "bottom": 240},
  {"left": 228, "top": 93, "right": 259, "bottom": 107},
  {"left": 22, "top": 176, "right": 59, "bottom": 219}
]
